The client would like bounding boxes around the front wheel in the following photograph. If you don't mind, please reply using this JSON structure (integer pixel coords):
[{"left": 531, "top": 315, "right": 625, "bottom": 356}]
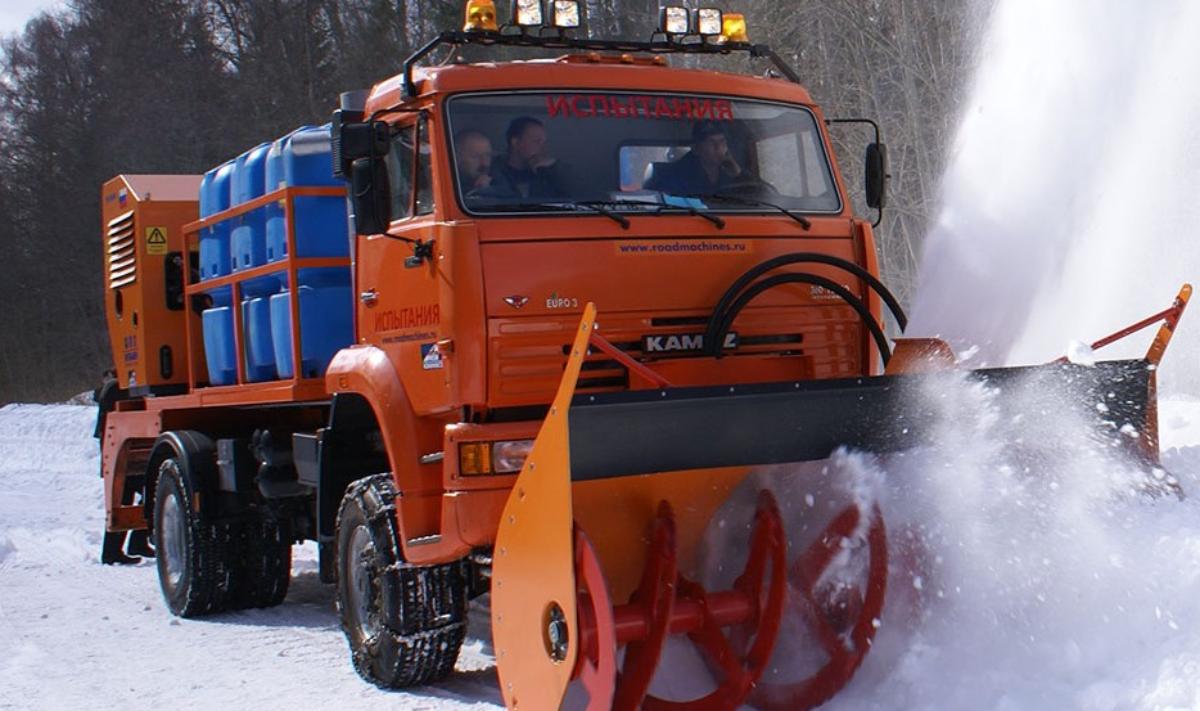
[{"left": 335, "top": 474, "right": 468, "bottom": 688}]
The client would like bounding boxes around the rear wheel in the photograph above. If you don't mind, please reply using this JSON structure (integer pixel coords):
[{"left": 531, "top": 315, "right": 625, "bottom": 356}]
[
  {"left": 154, "top": 456, "right": 233, "bottom": 617},
  {"left": 228, "top": 506, "right": 292, "bottom": 610},
  {"left": 335, "top": 474, "right": 468, "bottom": 688}
]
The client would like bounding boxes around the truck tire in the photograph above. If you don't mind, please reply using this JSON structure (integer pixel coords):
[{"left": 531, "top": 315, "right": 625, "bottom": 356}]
[
  {"left": 335, "top": 474, "right": 467, "bottom": 688},
  {"left": 228, "top": 507, "right": 291, "bottom": 610},
  {"left": 154, "top": 456, "right": 235, "bottom": 617}
]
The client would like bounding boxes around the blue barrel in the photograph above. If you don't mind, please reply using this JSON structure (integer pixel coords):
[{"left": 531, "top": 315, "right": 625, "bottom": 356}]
[
  {"left": 231, "top": 142, "right": 280, "bottom": 380},
  {"left": 231, "top": 142, "right": 272, "bottom": 274},
  {"left": 242, "top": 296, "right": 278, "bottom": 382},
  {"left": 265, "top": 124, "right": 348, "bottom": 262},
  {"left": 199, "top": 161, "right": 235, "bottom": 280},
  {"left": 200, "top": 163, "right": 235, "bottom": 387},
  {"left": 202, "top": 287, "right": 236, "bottom": 385},
  {"left": 269, "top": 268, "right": 353, "bottom": 379},
  {"left": 265, "top": 130, "right": 298, "bottom": 263}
]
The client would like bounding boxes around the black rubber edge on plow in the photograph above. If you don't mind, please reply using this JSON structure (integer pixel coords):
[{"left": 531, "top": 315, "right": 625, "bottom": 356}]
[{"left": 566, "top": 359, "right": 1154, "bottom": 481}]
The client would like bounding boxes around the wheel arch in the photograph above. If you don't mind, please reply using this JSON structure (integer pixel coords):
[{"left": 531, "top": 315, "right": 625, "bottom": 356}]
[
  {"left": 143, "top": 430, "right": 218, "bottom": 527},
  {"left": 323, "top": 345, "right": 450, "bottom": 556}
]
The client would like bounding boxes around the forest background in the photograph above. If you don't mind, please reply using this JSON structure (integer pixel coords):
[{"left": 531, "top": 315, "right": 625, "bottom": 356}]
[{"left": 0, "top": 0, "right": 986, "bottom": 402}]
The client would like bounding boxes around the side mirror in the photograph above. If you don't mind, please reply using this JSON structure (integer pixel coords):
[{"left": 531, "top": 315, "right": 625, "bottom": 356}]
[
  {"left": 865, "top": 142, "right": 888, "bottom": 210},
  {"left": 334, "top": 119, "right": 389, "bottom": 178},
  {"left": 351, "top": 155, "right": 391, "bottom": 235}
]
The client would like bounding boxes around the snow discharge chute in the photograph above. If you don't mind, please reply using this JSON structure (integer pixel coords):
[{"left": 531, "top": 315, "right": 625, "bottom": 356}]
[{"left": 491, "top": 286, "right": 1190, "bottom": 711}]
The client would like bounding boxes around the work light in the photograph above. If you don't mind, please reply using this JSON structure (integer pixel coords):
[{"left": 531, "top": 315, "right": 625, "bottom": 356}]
[
  {"left": 551, "top": 0, "right": 581, "bottom": 28},
  {"left": 463, "top": 0, "right": 498, "bottom": 31},
  {"left": 514, "top": 0, "right": 543, "bottom": 27},
  {"left": 696, "top": 8, "right": 723, "bottom": 37},
  {"left": 660, "top": 6, "right": 690, "bottom": 35}
]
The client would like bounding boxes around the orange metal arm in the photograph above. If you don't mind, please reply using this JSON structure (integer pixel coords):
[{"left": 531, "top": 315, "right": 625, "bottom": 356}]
[
  {"left": 588, "top": 330, "right": 672, "bottom": 389},
  {"left": 1054, "top": 284, "right": 1192, "bottom": 366}
]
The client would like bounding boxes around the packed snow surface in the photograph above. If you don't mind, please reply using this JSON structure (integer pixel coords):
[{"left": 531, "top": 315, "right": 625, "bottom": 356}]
[
  {"left": 0, "top": 404, "right": 502, "bottom": 711},
  {"left": 5, "top": 392, "right": 1200, "bottom": 709}
]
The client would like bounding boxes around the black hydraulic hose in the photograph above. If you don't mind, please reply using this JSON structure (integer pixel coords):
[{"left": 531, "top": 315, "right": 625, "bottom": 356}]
[
  {"left": 712, "top": 273, "right": 893, "bottom": 365},
  {"left": 703, "top": 253, "right": 906, "bottom": 358}
]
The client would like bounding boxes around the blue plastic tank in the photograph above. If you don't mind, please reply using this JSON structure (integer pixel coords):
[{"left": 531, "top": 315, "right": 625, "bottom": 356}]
[
  {"left": 266, "top": 124, "right": 349, "bottom": 263},
  {"left": 199, "top": 161, "right": 235, "bottom": 280},
  {"left": 242, "top": 296, "right": 278, "bottom": 382},
  {"left": 231, "top": 142, "right": 272, "bottom": 273},
  {"left": 265, "top": 130, "right": 296, "bottom": 263},
  {"left": 230, "top": 142, "right": 280, "bottom": 380},
  {"left": 269, "top": 268, "right": 353, "bottom": 379},
  {"left": 201, "top": 287, "right": 236, "bottom": 385}
]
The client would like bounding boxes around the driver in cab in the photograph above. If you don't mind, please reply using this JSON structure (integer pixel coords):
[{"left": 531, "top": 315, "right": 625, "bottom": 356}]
[
  {"left": 644, "top": 120, "right": 743, "bottom": 195},
  {"left": 489, "top": 116, "right": 567, "bottom": 199}
]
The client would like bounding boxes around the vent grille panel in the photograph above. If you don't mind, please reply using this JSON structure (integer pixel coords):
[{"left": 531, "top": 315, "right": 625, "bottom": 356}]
[{"left": 107, "top": 211, "right": 136, "bottom": 288}]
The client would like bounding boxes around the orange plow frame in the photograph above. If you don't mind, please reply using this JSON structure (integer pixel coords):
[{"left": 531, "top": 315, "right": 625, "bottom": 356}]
[
  {"left": 491, "top": 287, "right": 1190, "bottom": 711},
  {"left": 492, "top": 305, "right": 891, "bottom": 710}
]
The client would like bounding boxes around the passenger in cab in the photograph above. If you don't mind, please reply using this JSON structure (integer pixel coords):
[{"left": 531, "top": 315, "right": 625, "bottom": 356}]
[
  {"left": 454, "top": 130, "right": 494, "bottom": 193},
  {"left": 489, "top": 116, "right": 566, "bottom": 199},
  {"left": 644, "top": 120, "right": 744, "bottom": 195}
]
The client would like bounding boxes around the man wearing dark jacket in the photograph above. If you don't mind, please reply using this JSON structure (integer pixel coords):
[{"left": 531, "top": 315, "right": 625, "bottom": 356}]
[
  {"left": 644, "top": 120, "right": 744, "bottom": 195},
  {"left": 489, "top": 116, "right": 567, "bottom": 200}
]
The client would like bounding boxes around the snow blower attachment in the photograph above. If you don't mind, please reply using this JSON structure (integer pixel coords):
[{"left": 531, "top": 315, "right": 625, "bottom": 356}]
[{"left": 492, "top": 287, "right": 1190, "bottom": 711}]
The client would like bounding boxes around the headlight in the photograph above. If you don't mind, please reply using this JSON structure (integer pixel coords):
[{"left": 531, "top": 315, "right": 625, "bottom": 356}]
[
  {"left": 459, "top": 439, "right": 535, "bottom": 475},
  {"left": 492, "top": 439, "right": 535, "bottom": 474}
]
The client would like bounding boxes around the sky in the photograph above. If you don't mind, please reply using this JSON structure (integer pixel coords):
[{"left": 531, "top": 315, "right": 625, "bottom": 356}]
[{"left": 0, "top": 0, "right": 63, "bottom": 38}]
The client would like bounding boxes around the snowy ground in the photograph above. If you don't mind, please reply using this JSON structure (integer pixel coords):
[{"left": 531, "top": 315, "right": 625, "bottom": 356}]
[
  {"left": 0, "top": 404, "right": 502, "bottom": 711},
  {"left": 5, "top": 395, "right": 1200, "bottom": 710}
]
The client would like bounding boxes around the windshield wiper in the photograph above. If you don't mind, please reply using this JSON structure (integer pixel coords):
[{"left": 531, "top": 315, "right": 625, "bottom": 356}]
[
  {"left": 475, "top": 200, "right": 630, "bottom": 229},
  {"left": 652, "top": 197, "right": 726, "bottom": 229},
  {"left": 683, "top": 193, "right": 812, "bottom": 230}
]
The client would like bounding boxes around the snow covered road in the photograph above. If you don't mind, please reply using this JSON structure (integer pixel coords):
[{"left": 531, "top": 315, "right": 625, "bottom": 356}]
[
  {"left": 6, "top": 399, "right": 1200, "bottom": 710},
  {"left": 0, "top": 404, "right": 502, "bottom": 711}
]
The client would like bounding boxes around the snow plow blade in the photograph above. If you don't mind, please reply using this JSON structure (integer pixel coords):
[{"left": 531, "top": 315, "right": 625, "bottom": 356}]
[
  {"left": 568, "top": 358, "right": 1158, "bottom": 479},
  {"left": 491, "top": 299, "right": 1174, "bottom": 711}
]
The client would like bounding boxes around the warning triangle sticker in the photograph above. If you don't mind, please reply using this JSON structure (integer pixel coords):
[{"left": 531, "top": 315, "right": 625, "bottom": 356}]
[{"left": 146, "top": 227, "right": 167, "bottom": 255}]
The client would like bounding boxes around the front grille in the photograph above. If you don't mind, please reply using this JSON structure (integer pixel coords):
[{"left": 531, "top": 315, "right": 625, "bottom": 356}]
[
  {"left": 492, "top": 308, "right": 861, "bottom": 406},
  {"left": 107, "top": 211, "right": 137, "bottom": 288}
]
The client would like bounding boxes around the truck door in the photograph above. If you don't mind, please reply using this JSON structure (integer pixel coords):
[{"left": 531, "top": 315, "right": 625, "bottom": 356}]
[{"left": 356, "top": 114, "right": 452, "bottom": 415}]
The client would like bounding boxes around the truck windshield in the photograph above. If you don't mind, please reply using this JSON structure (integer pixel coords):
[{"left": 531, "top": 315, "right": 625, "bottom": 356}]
[{"left": 446, "top": 92, "right": 842, "bottom": 217}]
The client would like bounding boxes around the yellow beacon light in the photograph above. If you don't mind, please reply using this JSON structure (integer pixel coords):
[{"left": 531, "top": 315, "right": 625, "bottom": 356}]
[
  {"left": 463, "top": 0, "right": 498, "bottom": 32},
  {"left": 721, "top": 12, "right": 749, "bottom": 43}
]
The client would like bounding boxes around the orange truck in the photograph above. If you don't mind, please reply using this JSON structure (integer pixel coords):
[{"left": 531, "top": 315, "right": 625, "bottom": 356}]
[{"left": 97, "top": 3, "right": 1188, "bottom": 709}]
